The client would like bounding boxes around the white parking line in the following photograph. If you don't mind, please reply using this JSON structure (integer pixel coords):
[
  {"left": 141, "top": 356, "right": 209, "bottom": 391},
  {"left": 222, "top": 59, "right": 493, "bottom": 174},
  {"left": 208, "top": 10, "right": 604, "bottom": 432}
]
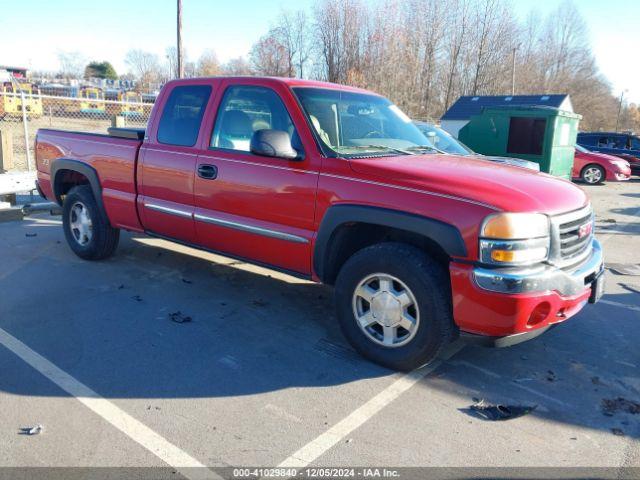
[
  {"left": 277, "top": 341, "right": 465, "bottom": 468},
  {"left": 0, "top": 327, "right": 219, "bottom": 480}
]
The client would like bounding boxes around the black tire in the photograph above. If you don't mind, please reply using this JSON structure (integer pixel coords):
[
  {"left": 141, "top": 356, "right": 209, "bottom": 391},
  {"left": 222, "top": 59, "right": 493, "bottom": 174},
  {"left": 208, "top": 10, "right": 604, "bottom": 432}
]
[
  {"left": 581, "top": 164, "right": 605, "bottom": 184},
  {"left": 334, "top": 242, "right": 454, "bottom": 371},
  {"left": 62, "top": 185, "right": 120, "bottom": 260}
]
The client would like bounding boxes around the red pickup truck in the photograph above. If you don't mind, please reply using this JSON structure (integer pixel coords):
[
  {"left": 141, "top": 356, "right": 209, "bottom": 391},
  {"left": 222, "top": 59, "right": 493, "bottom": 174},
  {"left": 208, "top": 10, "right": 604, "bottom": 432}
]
[{"left": 35, "top": 77, "right": 604, "bottom": 371}]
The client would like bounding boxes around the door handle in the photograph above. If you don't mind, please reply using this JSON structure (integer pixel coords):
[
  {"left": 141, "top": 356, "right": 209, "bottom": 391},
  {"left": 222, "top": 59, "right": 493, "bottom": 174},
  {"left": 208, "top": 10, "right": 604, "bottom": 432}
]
[{"left": 197, "top": 164, "right": 218, "bottom": 179}]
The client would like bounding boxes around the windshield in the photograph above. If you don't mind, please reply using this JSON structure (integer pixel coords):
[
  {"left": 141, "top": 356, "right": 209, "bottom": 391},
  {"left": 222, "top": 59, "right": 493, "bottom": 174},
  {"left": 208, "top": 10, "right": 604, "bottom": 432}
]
[
  {"left": 414, "top": 122, "right": 474, "bottom": 155},
  {"left": 575, "top": 144, "right": 589, "bottom": 153},
  {"left": 293, "top": 87, "right": 436, "bottom": 157}
]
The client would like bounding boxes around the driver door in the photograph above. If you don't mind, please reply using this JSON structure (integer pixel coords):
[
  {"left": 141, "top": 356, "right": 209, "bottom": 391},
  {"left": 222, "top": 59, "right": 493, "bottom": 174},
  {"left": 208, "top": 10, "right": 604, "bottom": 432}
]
[{"left": 193, "top": 81, "right": 319, "bottom": 275}]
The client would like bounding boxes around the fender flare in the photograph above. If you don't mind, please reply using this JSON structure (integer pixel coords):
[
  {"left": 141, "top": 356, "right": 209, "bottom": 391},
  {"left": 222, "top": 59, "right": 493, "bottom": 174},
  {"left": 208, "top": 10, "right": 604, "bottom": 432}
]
[
  {"left": 313, "top": 204, "right": 467, "bottom": 282},
  {"left": 51, "top": 158, "right": 104, "bottom": 212}
]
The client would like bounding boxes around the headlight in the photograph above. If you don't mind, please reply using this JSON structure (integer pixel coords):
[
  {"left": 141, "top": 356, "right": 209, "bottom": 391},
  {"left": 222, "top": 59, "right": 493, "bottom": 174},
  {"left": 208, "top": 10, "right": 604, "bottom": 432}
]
[
  {"left": 611, "top": 160, "right": 630, "bottom": 170},
  {"left": 479, "top": 213, "right": 550, "bottom": 266}
]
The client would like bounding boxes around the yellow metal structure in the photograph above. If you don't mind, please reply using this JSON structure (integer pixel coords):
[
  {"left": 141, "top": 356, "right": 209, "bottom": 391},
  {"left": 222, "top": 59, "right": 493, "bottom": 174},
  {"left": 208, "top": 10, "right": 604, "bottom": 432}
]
[
  {"left": 0, "top": 82, "right": 43, "bottom": 118},
  {"left": 79, "top": 87, "right": 106, "bottom": 115},
  {"left": 118, "top": 91, "right": 144, "bottom": 117}
]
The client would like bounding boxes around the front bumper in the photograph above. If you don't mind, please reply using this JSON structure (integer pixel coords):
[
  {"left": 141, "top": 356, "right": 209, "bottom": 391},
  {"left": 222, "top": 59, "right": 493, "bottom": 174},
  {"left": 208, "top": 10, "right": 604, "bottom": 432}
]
[
  {"left": 473, "top": 239, "right": 603, "bottom": 296},
  {"left": 449, "top": 239, "right": 603, "bottom": 339},
  {"left": 460, "top": 324, "right": 555, "bottom": 348},
  {"left": 607, "top": 167, "right": 632, "bottom": 181}
]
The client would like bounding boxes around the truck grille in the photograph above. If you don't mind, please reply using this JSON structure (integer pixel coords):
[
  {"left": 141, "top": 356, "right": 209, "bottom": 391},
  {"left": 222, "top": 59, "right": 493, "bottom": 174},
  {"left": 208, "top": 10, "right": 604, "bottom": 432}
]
[{"left": 550, "top": 206, "right": 594, "bottom": 269}]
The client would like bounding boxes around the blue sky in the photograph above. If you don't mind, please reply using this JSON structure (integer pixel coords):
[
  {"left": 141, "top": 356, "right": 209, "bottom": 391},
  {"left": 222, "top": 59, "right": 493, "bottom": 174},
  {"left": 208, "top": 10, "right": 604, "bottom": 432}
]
[{"left": 2, "top": 0, "right": 638, "bottom": 103}]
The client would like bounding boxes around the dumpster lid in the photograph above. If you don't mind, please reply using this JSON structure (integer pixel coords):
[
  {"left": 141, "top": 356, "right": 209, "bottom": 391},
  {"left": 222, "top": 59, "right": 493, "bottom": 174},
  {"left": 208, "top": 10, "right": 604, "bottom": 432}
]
[
  {"left": 481, "top": 105, "right": 582, "bottom": 120},
  {"left": 441, "top": 94, "right": 571, "bottom": 120}
]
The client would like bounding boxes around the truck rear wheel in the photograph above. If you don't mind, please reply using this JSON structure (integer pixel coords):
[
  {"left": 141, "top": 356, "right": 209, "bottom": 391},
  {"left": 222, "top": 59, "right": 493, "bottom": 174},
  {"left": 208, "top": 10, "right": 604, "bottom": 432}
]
[
  {"left": 62, "top": 185, "right": 120, "bottom": 260},
  {"left": 334, "top": 242, "right": 454, "bottom": 371}
]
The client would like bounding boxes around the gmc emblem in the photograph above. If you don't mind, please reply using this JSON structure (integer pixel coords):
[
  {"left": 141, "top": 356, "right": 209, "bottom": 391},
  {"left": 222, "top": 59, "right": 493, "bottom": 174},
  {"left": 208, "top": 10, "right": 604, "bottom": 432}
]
[{"left": 578, "top": 222, "right": 593, "bottom": 239}]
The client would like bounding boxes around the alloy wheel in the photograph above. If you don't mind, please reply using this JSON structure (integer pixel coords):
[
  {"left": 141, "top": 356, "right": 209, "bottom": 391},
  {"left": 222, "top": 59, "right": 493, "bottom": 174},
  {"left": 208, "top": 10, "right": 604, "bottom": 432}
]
[
  {"left": 69, "top": 201, "right": 93, "bottom": 246},
  {"left": 352, "top": 273, "right": 420, "bottom": 348}
]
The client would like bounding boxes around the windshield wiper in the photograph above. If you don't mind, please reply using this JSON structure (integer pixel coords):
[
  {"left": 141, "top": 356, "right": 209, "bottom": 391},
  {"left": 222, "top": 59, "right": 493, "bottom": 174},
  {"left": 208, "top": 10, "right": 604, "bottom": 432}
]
[
  {"left": 345, "top": 144, "right": 415, "bottom": 155},
  {"left": 406, "top": 145, "right": 445, "bottom": 154}
]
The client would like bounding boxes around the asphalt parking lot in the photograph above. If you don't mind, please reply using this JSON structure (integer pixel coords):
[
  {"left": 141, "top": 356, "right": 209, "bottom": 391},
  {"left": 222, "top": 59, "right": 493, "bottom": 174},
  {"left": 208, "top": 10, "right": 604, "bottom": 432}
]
[{"left": 0, "top": 180, "right": 638, "bottom": 479}]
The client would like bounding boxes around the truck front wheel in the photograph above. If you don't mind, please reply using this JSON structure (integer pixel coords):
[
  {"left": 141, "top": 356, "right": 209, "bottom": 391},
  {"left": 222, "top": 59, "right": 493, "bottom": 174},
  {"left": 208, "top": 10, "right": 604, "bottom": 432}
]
[
  {"left": 335, "top": 242, "right": 455, "bottom": 371},
  {"left": 62, "top": 185, "right": 120, "bottom": 260}
]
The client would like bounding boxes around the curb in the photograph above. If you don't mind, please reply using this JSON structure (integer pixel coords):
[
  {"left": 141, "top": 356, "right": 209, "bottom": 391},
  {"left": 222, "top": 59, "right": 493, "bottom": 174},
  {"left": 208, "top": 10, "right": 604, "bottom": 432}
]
[{"left": 0, "top": 207, "right": 24, "bottom": 223}]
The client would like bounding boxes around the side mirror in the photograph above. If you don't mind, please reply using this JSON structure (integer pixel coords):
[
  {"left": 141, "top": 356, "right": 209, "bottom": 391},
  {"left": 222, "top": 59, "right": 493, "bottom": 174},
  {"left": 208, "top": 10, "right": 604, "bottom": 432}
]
[{"left": 250, "top": 129, "right": 300, "bottom": 160}]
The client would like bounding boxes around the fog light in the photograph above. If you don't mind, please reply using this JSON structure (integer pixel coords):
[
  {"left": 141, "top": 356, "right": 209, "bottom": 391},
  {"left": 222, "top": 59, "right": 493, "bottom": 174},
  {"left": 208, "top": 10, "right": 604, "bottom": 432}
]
[{"left": 528, "top": 302, "right": 551, "bottom": 327}]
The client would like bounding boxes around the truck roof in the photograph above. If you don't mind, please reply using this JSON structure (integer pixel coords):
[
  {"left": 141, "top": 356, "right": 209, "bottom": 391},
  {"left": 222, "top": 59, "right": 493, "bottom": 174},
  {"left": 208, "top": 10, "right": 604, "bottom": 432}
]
[{"left": 162, "top": 76, "right": 377, "bottom": 95}]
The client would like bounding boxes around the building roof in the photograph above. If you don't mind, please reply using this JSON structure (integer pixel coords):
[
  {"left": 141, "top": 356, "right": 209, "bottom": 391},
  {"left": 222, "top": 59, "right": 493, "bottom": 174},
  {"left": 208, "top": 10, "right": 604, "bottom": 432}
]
[
  {"left": 441, "top": 94, "right": 570, "bottom": 120},
  {"left": 0, "top": 65, "right": 27, "bottom": 72}
]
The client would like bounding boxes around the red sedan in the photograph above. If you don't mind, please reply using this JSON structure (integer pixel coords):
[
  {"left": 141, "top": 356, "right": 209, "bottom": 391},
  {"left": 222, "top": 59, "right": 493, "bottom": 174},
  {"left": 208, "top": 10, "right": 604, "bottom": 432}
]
[{"left": 573, "top": 145, "right": 631, "bottom": 184}]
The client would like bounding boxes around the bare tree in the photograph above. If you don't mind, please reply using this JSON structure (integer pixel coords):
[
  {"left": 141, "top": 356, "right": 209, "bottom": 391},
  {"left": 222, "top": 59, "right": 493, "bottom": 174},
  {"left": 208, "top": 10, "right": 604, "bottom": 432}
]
[
  {"left": 237, "top": 0, "right": 623, "bottom": 130},
  {"left": 165, "top": 46, "right": 178, "bottom": 79},
  {"left": 197, "top": 49, "right": 221, "bottom": 76},
  {"left": 57, "top": 51, "right": 86, "bottom": 79},
  {"left": 275, "top": 10, "right": 312, "bottom": 78},
  {"left": 184, "top": 61, "right": 197, "bottom": 78},
  {"left": 250, "top": 32, "right": 290, "bottom": 76},
  {"left": 314, "top": 0, "right": 367, "bottom": 84},
  {"left": 442, "top": 0, "right": 472, "bottom": 110},
  {"left": 125, "top": 49, "right": 161, "bottom": 88},
  {"left": 469, "top": 0, "right": 506, "bottom": 94},
  {"left": 222, "top": 57, "right": 254, "bottom": 76}
]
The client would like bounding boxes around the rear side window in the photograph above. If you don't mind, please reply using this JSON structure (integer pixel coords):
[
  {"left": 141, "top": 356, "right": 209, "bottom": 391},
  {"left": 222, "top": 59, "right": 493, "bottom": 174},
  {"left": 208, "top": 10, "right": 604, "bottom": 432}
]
[
  {"left": 157, "top": 85, "right": 211, "bottom": 146},
  {"left": 598, "top": 135, "right": 625, "bottom": 149},
  {"left": 507, "top": 117, "right": 546, "bottom": 156}
]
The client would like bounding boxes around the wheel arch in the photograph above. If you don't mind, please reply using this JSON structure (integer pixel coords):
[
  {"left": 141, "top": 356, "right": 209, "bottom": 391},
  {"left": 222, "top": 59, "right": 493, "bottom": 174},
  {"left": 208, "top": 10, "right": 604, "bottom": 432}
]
[
  {"left": 314, "top": 204, "right": 467, "bottom": 284},
  {"left": 51, "top": 159, "right": 104, "bottom": 212}
]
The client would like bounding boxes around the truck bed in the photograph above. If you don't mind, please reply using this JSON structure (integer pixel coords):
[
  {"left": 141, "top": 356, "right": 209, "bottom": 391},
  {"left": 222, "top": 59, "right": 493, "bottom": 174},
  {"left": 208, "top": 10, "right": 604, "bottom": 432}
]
[{"left": 35, "top": 128, "right": 144, "bottom": 231}]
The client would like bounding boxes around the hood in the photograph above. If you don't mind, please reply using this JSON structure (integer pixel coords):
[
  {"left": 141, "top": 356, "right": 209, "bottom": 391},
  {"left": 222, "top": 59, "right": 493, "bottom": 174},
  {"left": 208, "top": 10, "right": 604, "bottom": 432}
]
[
  {"left": 476, "top": 154, "right": 540, "bottom": 171},
  {"left": 349, "top": 154, "right": 588, "bottom": 215}
]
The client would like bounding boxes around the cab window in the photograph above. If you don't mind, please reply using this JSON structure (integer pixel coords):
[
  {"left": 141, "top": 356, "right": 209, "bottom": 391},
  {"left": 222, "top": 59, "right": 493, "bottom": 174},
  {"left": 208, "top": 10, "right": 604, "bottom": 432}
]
[
  {"left": 157, "top": 85, "right": 211, "bottom": 147},
  {"left": 210, "top": 86, "right": 297, "bottom": 153}
]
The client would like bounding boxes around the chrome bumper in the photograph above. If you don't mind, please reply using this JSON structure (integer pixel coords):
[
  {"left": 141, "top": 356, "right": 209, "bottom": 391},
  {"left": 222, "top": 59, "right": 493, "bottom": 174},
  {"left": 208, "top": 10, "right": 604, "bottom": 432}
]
[{"left": 473, "top": 239, "right": 603, "bottom": 296}]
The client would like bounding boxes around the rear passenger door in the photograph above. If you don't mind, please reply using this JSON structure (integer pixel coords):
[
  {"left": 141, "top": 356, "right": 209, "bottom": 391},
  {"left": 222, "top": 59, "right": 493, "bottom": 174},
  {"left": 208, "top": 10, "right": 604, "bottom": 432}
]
[
  {"left": 138, "top": 84, "right": 212, "bottom": 243},
  {"left": 193, "top": 81, "right": 320, "bottom": 275}
]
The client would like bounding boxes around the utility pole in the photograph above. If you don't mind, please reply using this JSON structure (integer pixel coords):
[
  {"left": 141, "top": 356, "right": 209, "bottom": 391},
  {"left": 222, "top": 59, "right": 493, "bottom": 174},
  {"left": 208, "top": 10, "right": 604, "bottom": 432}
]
[
  {"left": 511, "top": 45, "right": 519, "bottom": 96},
  {"left": 177, "top": 0, "right": 184, "bottom": 79},
  {"left": 615, "top": 89, "right": 627, "bottom": 132}
]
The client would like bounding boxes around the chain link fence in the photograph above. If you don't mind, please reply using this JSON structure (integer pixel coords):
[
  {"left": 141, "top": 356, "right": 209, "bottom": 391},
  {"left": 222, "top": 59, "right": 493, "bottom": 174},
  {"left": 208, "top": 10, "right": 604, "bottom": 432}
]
[{"left": 0, "top": 91, "right": 153, "bottom": 172}]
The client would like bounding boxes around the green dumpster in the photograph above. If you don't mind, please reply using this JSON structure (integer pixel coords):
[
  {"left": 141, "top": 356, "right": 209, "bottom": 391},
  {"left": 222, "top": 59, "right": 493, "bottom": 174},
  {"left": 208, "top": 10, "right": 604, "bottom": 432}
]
[{"left": 458, "top": 105, "right": 582, "bottom": 179}]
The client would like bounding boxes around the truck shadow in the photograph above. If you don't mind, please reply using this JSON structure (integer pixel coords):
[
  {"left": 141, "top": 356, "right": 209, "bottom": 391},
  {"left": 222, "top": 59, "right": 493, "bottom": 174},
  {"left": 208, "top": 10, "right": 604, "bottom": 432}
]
[{"left": 0, "top": 226, "right": 638, "bottom": 440}]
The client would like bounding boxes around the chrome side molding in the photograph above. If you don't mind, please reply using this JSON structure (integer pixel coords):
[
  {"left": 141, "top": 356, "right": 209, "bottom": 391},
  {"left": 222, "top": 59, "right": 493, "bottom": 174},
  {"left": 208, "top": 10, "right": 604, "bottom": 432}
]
[
  {"left": 144, "top": 202, "right": 192, "bottom": 219},
  {"left": 144, "top": 201, "right": 308, "bottom": 244},
  {"left": 194, "top": 213, "right": 309, "bottom": 244}
]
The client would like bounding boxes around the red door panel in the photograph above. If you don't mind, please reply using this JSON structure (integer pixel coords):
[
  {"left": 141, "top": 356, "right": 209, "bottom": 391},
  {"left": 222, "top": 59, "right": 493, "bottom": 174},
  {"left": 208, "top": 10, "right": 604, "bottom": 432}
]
[{"left": 194, "top": 150, "right": 318, "bottom": 274}]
